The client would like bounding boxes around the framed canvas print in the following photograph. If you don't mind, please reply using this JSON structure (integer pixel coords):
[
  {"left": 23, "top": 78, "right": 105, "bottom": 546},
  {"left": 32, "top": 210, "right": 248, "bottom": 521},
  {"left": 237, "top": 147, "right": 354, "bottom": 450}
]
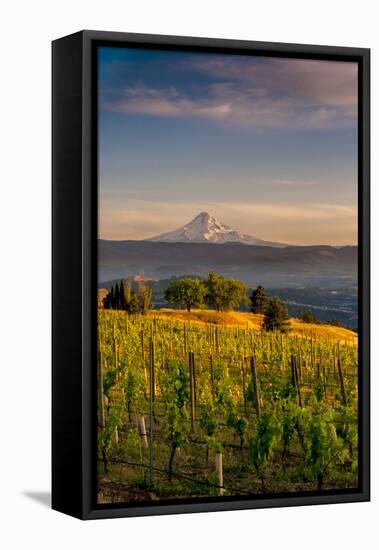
[{"left": 52, "top": 30, "right": 370, "bottom": 520}]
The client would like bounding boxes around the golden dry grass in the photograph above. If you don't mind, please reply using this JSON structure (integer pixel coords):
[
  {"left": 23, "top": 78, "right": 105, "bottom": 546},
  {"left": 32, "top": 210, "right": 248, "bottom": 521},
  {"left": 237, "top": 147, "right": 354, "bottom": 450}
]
[{"left": 146, "top": 308, "right": 357, "bottom": 345}]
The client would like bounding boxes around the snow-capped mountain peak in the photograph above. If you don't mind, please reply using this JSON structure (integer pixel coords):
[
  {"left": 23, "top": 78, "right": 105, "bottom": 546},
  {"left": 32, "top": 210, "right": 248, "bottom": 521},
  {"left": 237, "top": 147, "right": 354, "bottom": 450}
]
[{"left": 146, "top": 212, "right": 286, "bottom": 247}]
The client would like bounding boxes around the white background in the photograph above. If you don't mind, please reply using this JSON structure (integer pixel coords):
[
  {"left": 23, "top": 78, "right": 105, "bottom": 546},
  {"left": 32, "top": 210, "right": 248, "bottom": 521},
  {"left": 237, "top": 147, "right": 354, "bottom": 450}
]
[{"left": 1, "top": 1, "right": 377, "bottom": 548}]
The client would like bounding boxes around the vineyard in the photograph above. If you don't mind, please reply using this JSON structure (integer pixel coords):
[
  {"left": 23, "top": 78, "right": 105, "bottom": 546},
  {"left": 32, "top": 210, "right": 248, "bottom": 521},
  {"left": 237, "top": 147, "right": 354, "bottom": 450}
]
[{"left": 97, "top": 309, "right": 358, "bottom": 504}]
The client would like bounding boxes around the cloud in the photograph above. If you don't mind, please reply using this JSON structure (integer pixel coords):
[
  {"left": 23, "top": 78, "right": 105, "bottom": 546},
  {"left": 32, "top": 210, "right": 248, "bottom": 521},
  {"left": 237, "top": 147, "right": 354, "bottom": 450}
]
[
  {"left": 106, "top": 86, "right": 232, "bottom": 120},
  {"left": 190, "top": 57, "right": 358, "bottom": 112},
  {"left": 101, "top": 56, "right": 357, "bottom": 130},
  {"left": 273, "top": 179, "right": 317, "bottom": 187}
]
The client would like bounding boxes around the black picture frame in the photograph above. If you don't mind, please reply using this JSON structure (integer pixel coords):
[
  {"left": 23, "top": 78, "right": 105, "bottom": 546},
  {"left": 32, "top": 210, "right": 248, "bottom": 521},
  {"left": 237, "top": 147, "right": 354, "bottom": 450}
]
[{"left": 52, "top": 30, "right": 370, "bottom": 520}]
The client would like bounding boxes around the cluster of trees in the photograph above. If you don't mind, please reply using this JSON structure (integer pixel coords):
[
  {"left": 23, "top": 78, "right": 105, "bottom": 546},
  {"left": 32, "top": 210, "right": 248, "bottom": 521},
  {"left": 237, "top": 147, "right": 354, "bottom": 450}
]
[
  {"left": 102, "top": 273, "right": 292, "bottom": 332},
  {"left": 164, "top": 272, "right": 248, "bottom": 313},
  {"left": 103, "top": 279, "right": 152, "bottom": 315},
  {"left": 249, "top": 284, "right": 290, "bottom": 332},
  {"left": 165, "top": 274, "right": 291, "bottom": 332},
  {"left": 297, "top": 308, "right": 344, "bottom": 328}
]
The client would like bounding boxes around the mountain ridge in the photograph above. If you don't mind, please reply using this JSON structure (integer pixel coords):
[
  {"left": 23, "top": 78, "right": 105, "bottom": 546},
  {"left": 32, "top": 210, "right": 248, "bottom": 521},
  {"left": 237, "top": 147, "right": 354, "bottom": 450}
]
[
  {"left": 145, "top": 211, "right": 286, "bottom": 247},
  {"left": 98, "top": 239, "right": 357, "bottom": 289}
]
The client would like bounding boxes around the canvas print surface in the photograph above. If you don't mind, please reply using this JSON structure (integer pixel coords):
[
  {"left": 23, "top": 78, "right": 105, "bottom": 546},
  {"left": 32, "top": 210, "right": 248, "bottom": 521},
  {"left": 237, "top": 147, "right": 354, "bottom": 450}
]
[{"left": 97, "top": 46, "right": 359, "bottom": 505}]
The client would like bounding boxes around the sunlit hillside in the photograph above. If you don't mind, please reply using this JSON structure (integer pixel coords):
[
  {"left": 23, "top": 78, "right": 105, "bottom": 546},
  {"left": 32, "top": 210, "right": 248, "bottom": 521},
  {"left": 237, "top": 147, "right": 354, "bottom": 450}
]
[{"left": 146, "top": 308, "right": 357, "bottom": 345}]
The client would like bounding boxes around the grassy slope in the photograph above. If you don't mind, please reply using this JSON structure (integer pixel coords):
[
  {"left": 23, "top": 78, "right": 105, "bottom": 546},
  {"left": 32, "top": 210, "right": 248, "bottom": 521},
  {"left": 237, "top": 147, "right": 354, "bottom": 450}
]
[{"left": 146, "top": 308, "right": 357, "bottom": 344}]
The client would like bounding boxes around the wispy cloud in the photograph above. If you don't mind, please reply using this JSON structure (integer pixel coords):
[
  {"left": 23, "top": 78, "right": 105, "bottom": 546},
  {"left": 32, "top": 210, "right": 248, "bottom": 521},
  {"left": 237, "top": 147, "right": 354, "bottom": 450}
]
[
  {"left": 101, "top": 56, "right": 357, "bottom": 130},
  {"left": 105, "top": 86, "right": 232, "bottom": 120},
  {"left": 272, "top": 179, "right": 317, "bottom": 187},
  {"left": 191, "top": 57, "right": 357, "bottom": 108}
]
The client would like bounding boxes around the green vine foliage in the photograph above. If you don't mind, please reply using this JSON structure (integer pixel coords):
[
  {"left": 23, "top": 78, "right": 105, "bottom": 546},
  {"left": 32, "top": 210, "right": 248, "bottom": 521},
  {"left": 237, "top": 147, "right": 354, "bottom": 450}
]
[
  {"left": 97, "top": 310, "right": 358, "bottom": 498},
  {"left": 225, "top": 404, "right": 248, "bottom": 446},
  {"left": 250, "top": 410, "right": 282, "bottom": 491},
  {"left": 98, "top": 398, "right": 123, "bottom": 471},
  {"left": 160, "top": 360, "right": 191, "bottom": 479},
  {"left": 303, "top": 400, "right": 348, "bottom": 490}
]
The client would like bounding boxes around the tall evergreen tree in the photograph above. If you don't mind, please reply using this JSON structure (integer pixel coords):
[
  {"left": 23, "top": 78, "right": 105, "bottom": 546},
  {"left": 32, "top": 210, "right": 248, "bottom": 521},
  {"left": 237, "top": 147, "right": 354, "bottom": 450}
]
[
  {"left": 250, "top": 285, "right": 268, "bottom": 314},
  {"left": 119, "top": 280, "right": 126, "bottom": 310},
  {"left": 103, "top": 288, "right": 112, "bottom": 309},
  {"left": 109, "top": 286, "right": 115, "bottom": 309},
  {"left": 263, "top": 296, "right": 290, "bottom": 332},
  {"left": 114, "top": 282, "right": 120, "bottom": 310}
]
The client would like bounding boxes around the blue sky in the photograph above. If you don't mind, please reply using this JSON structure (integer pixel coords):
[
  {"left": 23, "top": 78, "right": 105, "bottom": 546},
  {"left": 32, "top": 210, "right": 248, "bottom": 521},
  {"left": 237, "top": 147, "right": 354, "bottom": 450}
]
[{"left": 98, "top": 47, "right": 358, "bottom": 245}]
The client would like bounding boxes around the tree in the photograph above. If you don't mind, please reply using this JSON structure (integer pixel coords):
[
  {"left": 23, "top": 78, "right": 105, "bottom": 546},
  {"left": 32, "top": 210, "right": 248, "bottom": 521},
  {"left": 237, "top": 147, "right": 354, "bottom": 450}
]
[
  {"left": 103, "top": 285, "right": 117, "bottom": 309},
  {"left": 123, "top": 281, "right": 132, "bottom": 308},
  {"left": 203, "top": 272, "right": 224, "bottom": 312},
  {"left": 119, "top": 280, "right": 126, "bottom": 310},
  {"left": 221, "top": 278, "right": 248, "bottom": 311},
  {"left": 263, "top": 296, "right": 291, "bottom": 332},
  {"left": 137, "top": 281, "right": 152, "bottom": 314},
  {"left": 327, "top": 318, "right": 343, "bottom": 327},
  {"left": 114, "top": 283, "right": 120, "bottom": 309},
  {"left": 164, "top": 278, "right": 205, "bottom": 312},
  {"left": 297, "top": 308, "right": 317, "bottom": 324},
  {"left": 103, "top": 287, "right": 112, "bottom": 309},
  {"left": 128, "top": 291, "right": 141, "bottom": 315},
  {"left": 250, "top": 285, "right": 268, "bottom": 314},
  {"left": 103, "top": 278, "right": 153, "bottom": 315},
  {"left": 204, "top": 272, "right": 248, "bottom": 312}
]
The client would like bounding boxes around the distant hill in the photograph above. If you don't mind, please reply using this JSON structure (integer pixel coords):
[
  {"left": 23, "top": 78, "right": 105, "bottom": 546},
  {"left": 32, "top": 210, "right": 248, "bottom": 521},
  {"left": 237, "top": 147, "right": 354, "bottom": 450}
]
[{"left": 98, "top": 239, "right": 357, "bottom": 289}]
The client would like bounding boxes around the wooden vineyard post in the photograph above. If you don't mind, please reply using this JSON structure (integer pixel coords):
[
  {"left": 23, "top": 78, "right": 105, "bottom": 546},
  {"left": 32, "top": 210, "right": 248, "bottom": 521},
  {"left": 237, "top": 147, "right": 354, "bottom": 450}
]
[
  {"left": 280, "top": 334, "right": 284, "bottom": 371},
  {"left": 184, "top": 324, "right": 187, "bottom": 358},
  {"left": 250, "top": 354, "right": 261, "bottom": 418},
  {"left": 215, "top": 327, "right": 220, "bottom": 358},
  {"left": 141, "top": 330, "right": 148, "bottom": 386},
  {"left": 113, "top": 327, "right": 118, "bottom": 379},
  {"left": 322, "top": 363, "right": 327, "bottom": 399},
  {"left": 149, "top": 337, "right": 155, "bottom": 487},
  {"left": 210, "top": 354, "right": 215, "bottom": 402},
  {"left": 321, "top": 357, "right": 327, "bottom": 400},
  {"left": 215, "top": 452, "right": 225, "bottom": 496},
  {"left": 161, "top": 340, "right": 165, "bottom": 372},
  {"left": 290, "top": 354, "right": 296, "bottom": 386},
  {"left": 97, "top": 346, "right": 105, "bottom": 428},
  {"left": 138, "top": 415, "right": 148, "bottom": 448},
  {"left": 296, "top": 357, "right": 303, "bottom": 407},
  {"left": 241, "top": 360, "right": 247, "bottom": 416},
  {"left": 291, "top": 354, "right": 303, "bottom": 408},
  {"left": 141, "top": 330, "right": 145, "bottom": 360},
  {"left": 337, "top": 347, "right": 347, "bottom": 406},
  {"left": 150, "top": 338, "right": 155, "bottom": 400},
  {"left": 192, "top": 351, "right": 197, "bottom": 406},
  {"left": 297, "top": 349, "right": 302, "bottom": 382},
  {"left": 189, "top": 352, "right": 196, "bottom": 432}
]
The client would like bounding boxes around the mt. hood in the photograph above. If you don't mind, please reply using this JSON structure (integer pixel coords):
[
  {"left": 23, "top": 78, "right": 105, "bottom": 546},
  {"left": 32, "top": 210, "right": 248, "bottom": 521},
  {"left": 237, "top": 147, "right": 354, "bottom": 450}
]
[{"left": 146, "top": 212, "right": 286, "bottom": 247}]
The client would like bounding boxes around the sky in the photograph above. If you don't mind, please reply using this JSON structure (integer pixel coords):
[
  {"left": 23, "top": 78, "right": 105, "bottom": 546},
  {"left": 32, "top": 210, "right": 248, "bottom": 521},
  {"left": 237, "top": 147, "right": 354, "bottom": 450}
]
[{"left": 98, "top": 46, "right": 358, "bottom": 245}]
